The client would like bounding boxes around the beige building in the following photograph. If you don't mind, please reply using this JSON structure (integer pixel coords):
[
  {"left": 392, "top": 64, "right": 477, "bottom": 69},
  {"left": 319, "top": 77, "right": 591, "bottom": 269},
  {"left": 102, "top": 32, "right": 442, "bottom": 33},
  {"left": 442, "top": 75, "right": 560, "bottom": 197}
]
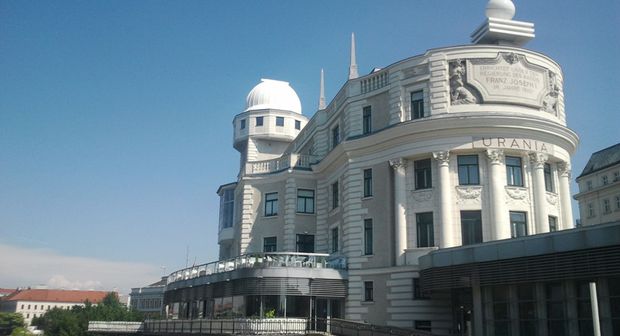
[
  {"left": 574, "top": 143, "right": 620, "bottom": 226},
  {"left": 163, "top": 1, "right": 584, "bottom": 335},
  {"left": 0, "top": 289, "right": 111, "bottom": 326}
]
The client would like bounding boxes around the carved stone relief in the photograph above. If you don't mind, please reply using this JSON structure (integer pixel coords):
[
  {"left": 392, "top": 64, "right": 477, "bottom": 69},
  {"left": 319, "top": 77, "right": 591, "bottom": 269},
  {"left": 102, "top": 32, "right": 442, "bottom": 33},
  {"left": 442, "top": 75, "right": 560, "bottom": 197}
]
[
  {"left": 546, "top": 192, "right": 558, "bottom": 206},
  {"left": 411, "top": 189, "right": 433, "bottom": 203},
  {"left": 542, "top": 71, "right": 560, "bottom": 115},
  {"left": 528, "top": 152, "right": 548, "bottom": 169},
  {"left": 505, "top": 186, "right": 530, "bottom": 206},
  {"left": 557, "top": 161, "right": 571, "bottom": 178},
  {"left": 456, "top": 186, "right": 482, "bottom": 206},
  {"left": 449, "top": 59, "right": 478, "bottom": 105}
]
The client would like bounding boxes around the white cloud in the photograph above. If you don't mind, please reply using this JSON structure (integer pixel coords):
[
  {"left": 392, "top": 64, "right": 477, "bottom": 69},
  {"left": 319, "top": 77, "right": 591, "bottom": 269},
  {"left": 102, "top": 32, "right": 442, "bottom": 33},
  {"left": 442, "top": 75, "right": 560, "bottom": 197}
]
[{"left": 0, "top": 243, "right": 161, "bottom": 294}]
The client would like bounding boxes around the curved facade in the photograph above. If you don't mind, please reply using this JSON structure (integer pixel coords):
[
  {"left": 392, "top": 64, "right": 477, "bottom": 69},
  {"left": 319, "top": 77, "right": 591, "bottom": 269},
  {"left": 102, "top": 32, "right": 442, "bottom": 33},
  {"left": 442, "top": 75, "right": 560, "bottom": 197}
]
[{"left": 167, "top": 2, "right": 579, "bottom": 335}]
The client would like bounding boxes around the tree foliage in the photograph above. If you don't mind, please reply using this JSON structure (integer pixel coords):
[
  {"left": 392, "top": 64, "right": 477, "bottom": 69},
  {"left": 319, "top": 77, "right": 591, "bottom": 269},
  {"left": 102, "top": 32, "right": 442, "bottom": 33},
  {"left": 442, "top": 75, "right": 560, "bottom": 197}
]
[
  {"left": 31, "top": 292, "right": 143, "bottom": 336},
  {"left": 0, "top": 313, "right": 26, "bottom": 336}
]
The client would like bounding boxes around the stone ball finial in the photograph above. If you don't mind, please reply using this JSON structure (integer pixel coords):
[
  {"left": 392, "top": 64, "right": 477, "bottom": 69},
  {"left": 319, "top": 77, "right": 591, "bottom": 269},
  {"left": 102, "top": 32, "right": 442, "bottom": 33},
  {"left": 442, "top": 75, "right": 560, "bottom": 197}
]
[{"left": 485, "top": 0, "right": 516, "bottom": 20}]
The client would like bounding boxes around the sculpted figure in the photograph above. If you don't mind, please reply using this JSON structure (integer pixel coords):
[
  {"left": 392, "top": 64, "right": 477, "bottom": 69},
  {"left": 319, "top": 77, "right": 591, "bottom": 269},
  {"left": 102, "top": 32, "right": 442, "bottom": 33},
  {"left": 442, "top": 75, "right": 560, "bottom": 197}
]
[{"left": 449, "top": 59, "right": 478, "bottom": 105}]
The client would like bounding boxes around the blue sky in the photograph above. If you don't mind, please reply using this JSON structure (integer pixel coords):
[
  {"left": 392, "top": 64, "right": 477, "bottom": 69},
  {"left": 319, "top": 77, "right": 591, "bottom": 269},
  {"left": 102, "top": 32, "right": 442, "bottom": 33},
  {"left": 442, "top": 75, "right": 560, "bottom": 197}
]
[{"left": 1, "top": 0, "right": 618, "bottom": 292}]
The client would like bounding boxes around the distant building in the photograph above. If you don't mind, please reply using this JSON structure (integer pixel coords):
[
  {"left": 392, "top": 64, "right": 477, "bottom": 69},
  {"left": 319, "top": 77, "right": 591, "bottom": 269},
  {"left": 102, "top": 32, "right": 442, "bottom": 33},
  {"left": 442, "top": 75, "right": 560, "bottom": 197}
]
[
  {"left": 574, "top": 143, "right": 620, "bottom": 226},
  {"left": 0, "top": 289, "right": 111, "bottom": 326},
  {"left": 0, "top": 288, "right": 16, "bottom": 298},
  {"left": 129, "top": 278, "right": 166, "bottom": 317}
]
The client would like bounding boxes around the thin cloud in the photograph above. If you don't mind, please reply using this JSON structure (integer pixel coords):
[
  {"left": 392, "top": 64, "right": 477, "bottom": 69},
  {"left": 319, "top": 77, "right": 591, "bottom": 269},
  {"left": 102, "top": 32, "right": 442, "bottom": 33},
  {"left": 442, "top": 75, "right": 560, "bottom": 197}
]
[{"left": 0, "top": 243, "right": 161, "bottom": 294}]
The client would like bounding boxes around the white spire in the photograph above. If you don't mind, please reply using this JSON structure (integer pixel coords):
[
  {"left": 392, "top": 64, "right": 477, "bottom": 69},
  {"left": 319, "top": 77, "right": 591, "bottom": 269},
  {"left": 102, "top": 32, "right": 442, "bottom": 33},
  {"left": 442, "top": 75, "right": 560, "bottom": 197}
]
[
  {"left": 348, "top": 33, "right": 359, "bottom": 80},
  {"left": 318, "top": 69, "right": 326, "bottom": 110}
]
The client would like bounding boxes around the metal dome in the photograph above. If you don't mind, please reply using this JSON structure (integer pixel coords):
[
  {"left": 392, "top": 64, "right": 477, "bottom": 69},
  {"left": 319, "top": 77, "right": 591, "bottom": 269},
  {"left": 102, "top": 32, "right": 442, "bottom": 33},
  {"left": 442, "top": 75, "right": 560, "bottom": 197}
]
[{"left": 245, "top": 79, "right": 302, "bottom": 114}]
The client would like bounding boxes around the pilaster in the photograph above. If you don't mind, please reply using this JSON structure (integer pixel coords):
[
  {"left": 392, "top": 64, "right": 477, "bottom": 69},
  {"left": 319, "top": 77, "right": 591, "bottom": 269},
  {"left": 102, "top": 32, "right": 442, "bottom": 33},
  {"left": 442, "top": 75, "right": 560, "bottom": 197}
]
[
  {"left": 390, "top": 158, "right": 408, "bottom": 265},
  {"left": 433, "top": 151, "right": 455, "bottom": 247},
  {"left": 529, "top": 152, "right": 549, "bottom": 234},
  {"left": 557, "top": 162, "right": 574, "bottom": 230},
  {"left": 283, "top": 177, "right": 297, "bottom": 251},
  {"left": 486, "top": 149, "right": 510, "bottom": 240}
]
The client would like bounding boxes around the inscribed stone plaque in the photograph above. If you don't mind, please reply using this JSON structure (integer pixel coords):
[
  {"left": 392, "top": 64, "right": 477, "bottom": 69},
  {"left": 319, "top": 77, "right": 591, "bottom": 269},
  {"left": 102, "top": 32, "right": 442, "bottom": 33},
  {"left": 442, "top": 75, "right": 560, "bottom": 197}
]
[{"left": 466, "top": 53, "right": 549, "bottom": 107}]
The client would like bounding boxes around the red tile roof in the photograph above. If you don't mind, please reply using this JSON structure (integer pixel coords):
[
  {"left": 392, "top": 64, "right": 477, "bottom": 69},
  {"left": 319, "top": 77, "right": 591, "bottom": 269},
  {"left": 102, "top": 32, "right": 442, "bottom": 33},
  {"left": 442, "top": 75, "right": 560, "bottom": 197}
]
[
  {"left": 4, "top": 289, "right": 112, "bottom": 303},
  {"left": 0, "top": 288, "right": 17, "bottom": 297}
]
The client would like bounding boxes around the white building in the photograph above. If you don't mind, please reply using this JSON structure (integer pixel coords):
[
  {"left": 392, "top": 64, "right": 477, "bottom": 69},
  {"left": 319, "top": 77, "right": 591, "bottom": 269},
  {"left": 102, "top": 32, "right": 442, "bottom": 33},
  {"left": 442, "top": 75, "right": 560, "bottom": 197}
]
[
  {"left": 163, "top": 1, "right": 591, "bottom": 335},
  {"left": 574, "top": 143, "right": 620, "bottom": 226}
]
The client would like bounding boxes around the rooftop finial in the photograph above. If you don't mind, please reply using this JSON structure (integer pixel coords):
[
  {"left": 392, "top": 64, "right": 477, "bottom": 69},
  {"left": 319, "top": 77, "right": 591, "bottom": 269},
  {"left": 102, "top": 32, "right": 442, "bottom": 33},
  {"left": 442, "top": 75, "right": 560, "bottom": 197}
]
[
  {"left": 348, "top": 33, "right": 359, "bottom": 80},
  {"left": 318, "top": 69, "right": 326, "bottom": 110},
  {"left": 485, "top": 0, "right": 515, "bottom": 20}
]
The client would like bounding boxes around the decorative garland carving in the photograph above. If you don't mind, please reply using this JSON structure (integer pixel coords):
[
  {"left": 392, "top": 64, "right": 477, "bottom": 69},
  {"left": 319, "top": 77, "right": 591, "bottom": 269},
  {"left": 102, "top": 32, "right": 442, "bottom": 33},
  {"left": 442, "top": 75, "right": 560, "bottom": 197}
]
[
  {"left": 449, "top": 59, "right": 478, "bottom": 105},
  {"left": 505, "top": 186, "right": 528, "bottom": 200},
  {"left": 502, "top": 52, "right": 519, "bottom": 64},
  {"left": 411, "top": 190, "right": 433, "bottom": 202},
  {"left": 456, "top": 186, "right": 482, "bottom": 201},
  {"left": 546, "top": 192, "right": 558, "bottom": 206}
]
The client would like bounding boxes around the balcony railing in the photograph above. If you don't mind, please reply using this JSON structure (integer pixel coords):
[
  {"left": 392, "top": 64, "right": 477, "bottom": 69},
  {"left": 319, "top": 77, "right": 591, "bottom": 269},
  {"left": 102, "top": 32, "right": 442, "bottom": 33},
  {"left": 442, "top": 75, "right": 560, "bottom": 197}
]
[
  {"left": 167, "top": 252, "right": 346, "bottom": 285},
  {"left": 245, "top": 154, "right": 319, "bottom": 175}
]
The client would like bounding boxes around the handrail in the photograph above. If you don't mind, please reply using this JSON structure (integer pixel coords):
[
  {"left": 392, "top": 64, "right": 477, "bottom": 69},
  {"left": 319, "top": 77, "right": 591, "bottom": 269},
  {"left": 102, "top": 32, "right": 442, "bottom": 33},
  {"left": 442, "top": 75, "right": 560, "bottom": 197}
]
[{"left": 245, "top": 154, "right": 319, "bottom": 175}]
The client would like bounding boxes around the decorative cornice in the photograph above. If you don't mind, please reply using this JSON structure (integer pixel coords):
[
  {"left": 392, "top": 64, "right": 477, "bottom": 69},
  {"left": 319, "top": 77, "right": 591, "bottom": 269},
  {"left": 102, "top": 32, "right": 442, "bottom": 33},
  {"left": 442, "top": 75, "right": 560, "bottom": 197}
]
[
  {"left": 529, "top": 152, "right": 548, "bottom": 169},
  {"left": 486, "top": 149, "right": 504, "bottom": 164},
  {"left": 432, "top": 151, "right": 450, "bottom": 165}
]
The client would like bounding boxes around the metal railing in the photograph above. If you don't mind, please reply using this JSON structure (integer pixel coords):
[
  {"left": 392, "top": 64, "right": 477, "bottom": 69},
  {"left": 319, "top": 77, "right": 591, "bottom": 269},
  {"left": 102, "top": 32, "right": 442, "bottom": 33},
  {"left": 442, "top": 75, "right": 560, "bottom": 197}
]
[
  {"left": 330, "top": 318, "right": 434, "bottom": 336},
  {"left": 167, "top": 252, "right": 346, "bottom": 285},
  {"left": 88, "top": 321, "right": 143, "bottom": 333},
  {"left": 143, "top": 318, "right": 308, "bottom": 335}
]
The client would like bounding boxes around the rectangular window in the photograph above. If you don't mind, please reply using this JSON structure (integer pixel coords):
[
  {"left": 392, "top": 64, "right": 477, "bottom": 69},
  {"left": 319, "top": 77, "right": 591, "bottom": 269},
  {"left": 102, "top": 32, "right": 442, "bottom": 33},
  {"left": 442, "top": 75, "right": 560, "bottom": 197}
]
[
  {"left": 332, "top": 125, "right": 340, "bottom": 149},
  {"left": 461, "top": 210, "right": 483, "bottom": 245},
  {"left": 263, "top": 237, "right": 277, "bottom": 252},
  {"left": 219, "top": 189, "right": 234, "bottom": 229},
  {"left": 616, "top": 195, "right": 620, "bottom": 209},
  {"left": 363, "top": 169, "right": 373, "bottom": 197},
  {"left": 458, "top": 155, "right": 480, "bottom": 185},
  {"left": 602, "top": 175, "right": 609, "bottom": 185},
  {"left": 549, "top": 216, "right": 558, "bottom": 232},
  {"left": 510, "top": 211, "right": 528, "bottom": 238},
  {"left": 240, "top": 119, "right": 246, "bottom": 130},
  {"left": 506, "top": 156, "right": 524, "bottom": 187},
  {"left": 264, "top": 192, "right": 278, "bottom": 216},
  {"left": 414, "top": 159, "right": 432, "bottom": 189},
  {"left": 416, "top": 212, "right": 434, "bottom": 247},
  {"left": 588, "top": 203, "right": 595, "bottom": 217},
  {"left": 276, "top": 116, "right": 284, "bottom": 127},
  {"left": 411, "top": 91, "right": 425, "bottom": 119},
  {"left": 544, "top": 163, "right": 554, "bottom": 192},
  {"left": 255, "top": 116, "right": 263, "bottom": 126},
  {"left": 586, "top": 180, "right": 593, "bottom": 190},
  {"left": 295, "top": 120, "right": 301, "bottom": 130},
  {"left": 364, "top": 281, "right": 374, "bottom": 301},
  {"left": 331, "top": 227, "right": 339, "bottom": 253},
  {"left": 614, "top": 171, "right": 620, "bottom": 182},
  {"left": 413, "top": 278, "right": 429, "bottom": 300},
  {"left": 332, "top": 182, "right": 339, "bottom": 209},
  {"left": 296, "top": 189, "right": 315, "bottom": 214},
  {"left": 604, "top": 199, "right": 611, "bottom": 213},
  {"left": 364, "top": 219, "right": 373, "bottom": 255},
  {"left": 414, "top": 320, "right": 431, "bottom": 332},
  {"left": 296, "top": 234, "right": 315, "bottom": 253},
  {"left": 362, "top": 106, "right": 372, "bottom": 135}
]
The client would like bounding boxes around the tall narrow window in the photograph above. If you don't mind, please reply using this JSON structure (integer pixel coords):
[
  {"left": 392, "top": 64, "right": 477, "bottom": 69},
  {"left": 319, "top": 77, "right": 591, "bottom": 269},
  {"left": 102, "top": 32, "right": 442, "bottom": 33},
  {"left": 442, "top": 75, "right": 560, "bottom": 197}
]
[
  {"left": 414, "top": 159, "right": 432, "bottom": 189},
  {"left": 240, "top": 119, "right": 246, "bottom": 130},
  {"left": 411, "top": 91, "right": 425, "bottom": 119},
  {"left": 276, "top": 116, "right": 284, "bottom": 127},
  {"left": 616, "top": 195, "right": 620, "bottom": 209},
  {"left": 332, "top": 125, "right": 340, "bottom": 149},
  {"left": 461, "top": 211, "right": 483, "bottom": 245},
  {"left": 331, "top": 227, "right": 339, "bottom": 253},
  {"left": 363, "top": 168, "right": 373, "bottom": 197},
  {"left": 264, "top": 192, "right": 278, "bottom": 216},
  {"left": 255, "top": 116, "right": 264, "bottom": 126},
  {"left": 510, "top": 211, "right": 528, "bottom": 238},
  {"left": 602, "top": 175, "right": 609, "bottom": 185},
  {"left": 362, "top": 106, "right": 372, "bottom": 135},
  {"left": 296, "top": 189, "right": 315, "bottom": 214},
  {"left": 586, "top": 180, "right": 593, "bottom": 190},
  {"left": 295, "top": 120, "right": 301, "bottom": 130},
  {"left": 219, "top": 189, "right": 234, "bottom": 229},
  {"left": 413, "top": 278, "right": 429, "bottom": 299},
  {"left": 548, "top": 216, "right": 558, "bottom": 232},
  {"left": 364, "top": 281, "right": 374, "bottom": 301},
  {"left": 614, "top": 171, "right": 620, "bottom": 182},
  {"left": 296, "top": 234, "right": 315, "bottom": 253},
  {"left": 506, "top": 156, "right": 524, "bottom": 186},
  {"left": 364, "top": 219, "right": 373, "bottom": 255},
  {"left": 332, "top": 182, "right": 339, "bottom": 209},
  {"left": 416, "top": 212, "right": 434, "bottom": 247},
  {"left": 544, "top": 163, "right": 554, "bottom": 192},
  {"left": 588, "top": 203, "right": 595, "bottom": 217},
  {"left": 604, "top": 199, "right": 611, "bottom": 213},
  {"left": 263, "top": 237, "right": 277, "bottom": 252},
  {"left": 458, "top": 155, "right": 480, "bottom": 185}
]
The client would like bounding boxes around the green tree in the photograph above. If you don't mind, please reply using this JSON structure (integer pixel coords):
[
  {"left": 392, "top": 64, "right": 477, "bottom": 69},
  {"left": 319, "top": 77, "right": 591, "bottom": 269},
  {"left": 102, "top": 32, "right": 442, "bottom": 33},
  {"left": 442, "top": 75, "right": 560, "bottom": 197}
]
[
  {"left": 9, "top": 327, "right": 32, "bottom": 336},
  {"left": 0, "top": 313, "right": 25, "bottom": 336}
]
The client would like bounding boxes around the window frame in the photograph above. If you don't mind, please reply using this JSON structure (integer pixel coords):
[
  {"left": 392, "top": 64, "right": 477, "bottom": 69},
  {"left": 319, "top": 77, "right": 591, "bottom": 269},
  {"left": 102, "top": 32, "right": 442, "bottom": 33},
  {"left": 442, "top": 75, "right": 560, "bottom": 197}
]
[
  {"left": 413, "top": 278, "right": 430, "bottom": 300},
  {"left": 332, "top": 125, "right": 340, "bottom": 149},
  {"left": 255, "top": 116, "right": 264, "bottom": 127},
  {"left": 410, "top": 90, "right": 425, "bottom": 120},
  {"left": 548, "top": 216, "right": 558, "bottom": 232},
  {"left": 510, "top": 211, "right": 528, "bottom": 238},
  {"left": 264, "top": 192, "right": 278, "bottom": 217},
  {"left": 296, "top": 189, "right": 315, "bottom": 214},
  {"left": 416, "top": 212, "right": 434, "bottom": 247},
  {"left": 294, "top": 120, "right": 301, "bottom": 130},
  {"left": 363, "top": 168, "right": 373, "bottom": 198},
  {"left": 364, "top": 281, "right": 374, "bottom": 302},
  {"left": 506, "top": 156, "right": 524, "bottom": 187},
  {"left": 296, "top": 234, "right": 315, "bottom": 253},
  {"left": 275, "top": 116, "right": 284, "bottom": 127},
  {"left": 240, "top": 119, "right": 246, "bottom": 130},
  {"left": 604, "top": 199, "right": 611, "bottom": 213},
  {"left": 461, "top": 210, "right": 483, "bottom": 245},
  {"left": 544, "top": 163, "right": 554, "bottom": 192},
  {"left": 263, "top": 236, "right": 277, "bottom": 252},
  {"left": 362, "top": 106, "right": 372, "bottom": 135},
  {"left": 331, "top": 181, "right": 339, "bottom": 209},
  {"left": 458, "top": 155, "right": 480, "bottom": 186},
  {"left": 331, "top": 227, "right": 339, "bottom": 253},
  {"left": 364, "top": 218, "right": 373, "bottom": 255},
  {"left": 414, "top": 158, "right": 432, "bottom": 190}
]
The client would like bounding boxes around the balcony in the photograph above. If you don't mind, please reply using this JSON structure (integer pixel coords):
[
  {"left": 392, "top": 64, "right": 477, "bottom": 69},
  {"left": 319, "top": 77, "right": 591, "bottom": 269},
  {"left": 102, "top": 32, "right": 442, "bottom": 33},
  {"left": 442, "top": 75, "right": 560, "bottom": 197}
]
[
  {"left": 244, "top": 154, "right": 319, "bottom": 175},
  {"left": 167, "top": 252, "right": 346, "bottom": 285}
]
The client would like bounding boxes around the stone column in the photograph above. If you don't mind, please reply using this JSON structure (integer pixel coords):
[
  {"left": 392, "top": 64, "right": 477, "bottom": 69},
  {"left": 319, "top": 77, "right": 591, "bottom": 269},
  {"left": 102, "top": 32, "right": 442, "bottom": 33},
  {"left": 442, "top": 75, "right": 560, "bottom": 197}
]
[
  {"left": 432, "top": 151, "right": 454, "bottom": 247},
  {"left": 558, "top": 162, "right": 574, "bottom": 230},
  {"left": 486, "top": 150, "right": 510, "bottom": 240},
  {"left": 530, "top": 152, "right": 549, "bottom": 234},
  {"left": 390, "top": 158, "right": 408, "bottom": 266}
]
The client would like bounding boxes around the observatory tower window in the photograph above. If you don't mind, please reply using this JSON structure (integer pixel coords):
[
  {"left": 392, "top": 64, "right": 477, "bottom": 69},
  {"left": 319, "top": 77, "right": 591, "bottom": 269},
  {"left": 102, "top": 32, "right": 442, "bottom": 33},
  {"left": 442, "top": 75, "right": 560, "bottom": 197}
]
[
  {"left": 295, "top": 120, "right": 301, "bottom": 130},
  {"left": 276, "top": 116, "right": 284, "bottom": 127},
  {"left": 256, "top": 116, "right": 264, "bottom": 127},
  {"left": 240, "top": 119, "right": 246, "bottom": 130}
]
